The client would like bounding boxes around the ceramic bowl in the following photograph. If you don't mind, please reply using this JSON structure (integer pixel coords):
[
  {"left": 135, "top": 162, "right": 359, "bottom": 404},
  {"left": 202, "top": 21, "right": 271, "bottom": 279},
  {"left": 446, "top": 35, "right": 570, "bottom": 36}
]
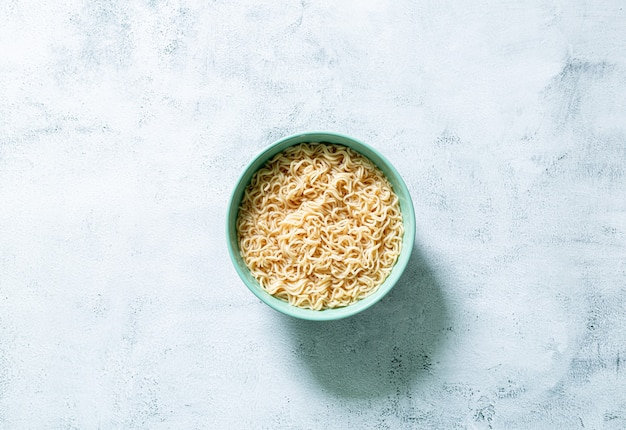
[{"left": 226, "top": 131, "right": 415, "bottom": 320}]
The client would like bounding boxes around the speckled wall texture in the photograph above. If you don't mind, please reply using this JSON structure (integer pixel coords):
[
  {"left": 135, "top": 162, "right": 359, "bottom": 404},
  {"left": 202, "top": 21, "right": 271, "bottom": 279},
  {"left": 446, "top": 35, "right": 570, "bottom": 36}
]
[{"left": 1, "top": 1, "right": 625, "bottom": 429}]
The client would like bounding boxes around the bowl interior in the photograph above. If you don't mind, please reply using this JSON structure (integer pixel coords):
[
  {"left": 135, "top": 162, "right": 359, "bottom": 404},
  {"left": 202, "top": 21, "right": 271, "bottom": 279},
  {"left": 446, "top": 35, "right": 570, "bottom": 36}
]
[{"left": 227, "top": 132, "right": 415, "bottom": 321}]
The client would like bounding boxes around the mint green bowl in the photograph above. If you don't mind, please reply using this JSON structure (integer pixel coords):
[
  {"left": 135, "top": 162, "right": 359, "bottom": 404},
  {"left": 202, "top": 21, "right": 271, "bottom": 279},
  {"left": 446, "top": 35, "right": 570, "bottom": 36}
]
[{"left": 226, "top": 132, "right": 415, "bottom": 321}]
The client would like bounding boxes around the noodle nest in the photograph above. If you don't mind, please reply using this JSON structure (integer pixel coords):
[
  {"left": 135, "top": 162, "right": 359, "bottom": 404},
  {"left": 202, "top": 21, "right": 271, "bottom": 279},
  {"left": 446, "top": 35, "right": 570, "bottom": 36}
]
[{"left": 237, "top": 143, "right": 403, "bottom": 310}]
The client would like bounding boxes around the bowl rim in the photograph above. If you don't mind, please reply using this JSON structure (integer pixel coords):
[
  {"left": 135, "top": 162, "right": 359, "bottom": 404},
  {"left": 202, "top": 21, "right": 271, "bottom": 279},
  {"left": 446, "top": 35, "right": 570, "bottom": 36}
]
[{"left": 226, "top": 131, "right": 416, "bottom": 321}]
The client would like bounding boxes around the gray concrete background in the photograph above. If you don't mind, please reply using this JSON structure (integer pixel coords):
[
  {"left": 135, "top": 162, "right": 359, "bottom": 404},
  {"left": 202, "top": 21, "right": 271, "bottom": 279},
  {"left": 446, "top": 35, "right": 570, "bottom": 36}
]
[{"left": 1, "top": 1, "right": 625, "bottom": 428}]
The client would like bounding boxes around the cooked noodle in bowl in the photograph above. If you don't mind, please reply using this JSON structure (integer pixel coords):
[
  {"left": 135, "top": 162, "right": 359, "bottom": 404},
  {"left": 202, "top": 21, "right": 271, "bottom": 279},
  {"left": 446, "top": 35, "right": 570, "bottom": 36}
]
[
  {"left": 227, "top": 132, "right": 415, "bottom": 320},
  {"left": 237, "top": 143, "right": 404, "bottom": 310}
]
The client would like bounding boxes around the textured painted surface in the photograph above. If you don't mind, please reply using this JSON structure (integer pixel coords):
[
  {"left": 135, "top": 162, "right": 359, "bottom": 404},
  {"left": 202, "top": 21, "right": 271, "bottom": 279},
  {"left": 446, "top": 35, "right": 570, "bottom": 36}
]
[{"left": 1, "top": 1, "right": 625, "bottom": 428}]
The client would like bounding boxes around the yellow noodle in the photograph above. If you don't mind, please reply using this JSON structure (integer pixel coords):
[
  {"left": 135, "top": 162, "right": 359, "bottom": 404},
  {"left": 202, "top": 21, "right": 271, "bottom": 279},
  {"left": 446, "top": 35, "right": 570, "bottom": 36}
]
[{"left": 237, "top": 143, "right": 403, "bottom": 310}]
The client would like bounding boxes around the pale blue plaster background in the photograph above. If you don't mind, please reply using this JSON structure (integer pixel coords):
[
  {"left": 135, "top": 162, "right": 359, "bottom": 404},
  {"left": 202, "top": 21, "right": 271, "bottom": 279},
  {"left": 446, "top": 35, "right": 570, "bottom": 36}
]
[{"left": 1, "top": 1, "right": 625, "bottom": 428}]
